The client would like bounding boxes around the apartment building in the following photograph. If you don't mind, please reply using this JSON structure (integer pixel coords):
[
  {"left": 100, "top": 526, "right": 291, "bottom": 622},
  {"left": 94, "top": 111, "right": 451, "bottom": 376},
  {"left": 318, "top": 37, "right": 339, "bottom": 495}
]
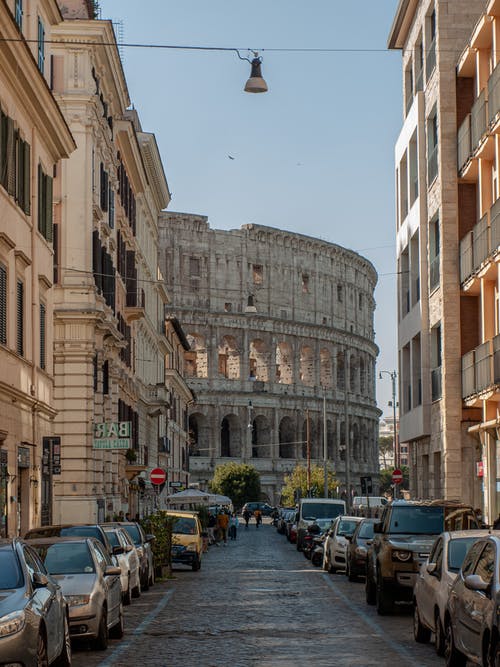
[
  {"left": 0, "top": 0, "right": 75, "bottom": 537},
  {"left": 457, "top": 0, "right": 500, "bottom": 523},
  {"left": 388, "top": 0, "right": 484, "bottom": 506}
]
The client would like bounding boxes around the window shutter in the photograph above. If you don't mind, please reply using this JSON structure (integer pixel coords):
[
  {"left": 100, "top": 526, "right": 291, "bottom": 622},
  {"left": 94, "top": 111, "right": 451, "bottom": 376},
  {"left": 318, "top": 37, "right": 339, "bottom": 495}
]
[
  {"left": 0, "top": 264, "right": 6, "bottom": 345},
  {"left": 0, "top": 110, "right": 7, "bottom": 188},
  {"left": 102, "top": 360, "right": 109, "bottom": 394},
  {"left": 23, "top": 141, "right": 30, "bottom": 215},
  {"left": 92, "top": 230, "right": 102, "bottom": 293},
  {"left": 7, "top": 118, "right": 15, "bottom": 196},
  {"left": 16, "top": 280, "right": 23, "bottom": 356},
  {"left": 16, "top": 132, "right": 22, "bottom": 206},
  {"left": 45, "top": 174, "right": 53, "bottom": 241},
  {"left": 100, "top": 162, "right": 105, "bottom": 210},
  {"left": 93, "top": 355, "right": 98, "bottom": 392},
  {"left": 53, "top": 222, "right": 59, "bottom": 283},
  {"left": 38, "top": 163, "right": 43, "bottom": 234},
  {"left": 108, "top": 186, "right": 114, "bottom": 228},
  {"left": 39, "top": 302, "right": 46, "bottom": 370}
]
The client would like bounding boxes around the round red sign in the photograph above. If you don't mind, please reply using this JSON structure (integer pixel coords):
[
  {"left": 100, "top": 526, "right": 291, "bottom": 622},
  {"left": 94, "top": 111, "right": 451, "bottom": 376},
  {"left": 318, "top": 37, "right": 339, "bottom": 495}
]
[
  {"left": 150, "top": 467, "right": 166, "bottom": 485},
  {"left": 392, "top": 468, "right": 403, "bottom": 484}
]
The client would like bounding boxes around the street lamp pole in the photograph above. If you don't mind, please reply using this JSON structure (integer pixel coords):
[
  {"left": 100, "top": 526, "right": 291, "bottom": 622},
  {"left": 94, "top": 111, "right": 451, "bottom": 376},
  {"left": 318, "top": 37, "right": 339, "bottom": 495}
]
[
  {"left": 323, "top": 387, "right": 328, "bottom": 498},
  {"left": 344, "top": 348, "right": 351, "bottom": 511}
]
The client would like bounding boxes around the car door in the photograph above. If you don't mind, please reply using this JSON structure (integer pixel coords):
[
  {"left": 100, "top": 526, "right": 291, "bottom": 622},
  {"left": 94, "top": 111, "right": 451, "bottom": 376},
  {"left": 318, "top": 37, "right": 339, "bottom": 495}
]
[
  {"left": 465, "top": 541, "right": 496, "bottom": 662},
  {"left": 418, "top": 537, "right": 443, "bottom": 628},
  {"left": 94, "top": 540, "right": 121, "bottom": 625}
]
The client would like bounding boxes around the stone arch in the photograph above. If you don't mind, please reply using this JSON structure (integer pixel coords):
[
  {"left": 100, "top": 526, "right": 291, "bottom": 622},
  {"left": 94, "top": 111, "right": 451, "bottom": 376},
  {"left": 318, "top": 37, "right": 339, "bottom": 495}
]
[
  {"left": 279, "top": 417, "right": 295, "bottom": 458},
  {"left": 220, "top": 414, "right": 241, "bottom": 457},
  {"left": 218, "top": 335, "right": 240, "bottom": 379},
  {"left": 326, "top": 419, "right": 336, "bottom": 460},
  {"left": 337, "top": 352, "right": 345, "bottom": 390},
  {"left": 249, "top": 338, "right": 270, "bottom": 381},
  {"left": 360, "top": 357, "right": 366, "bottom": 394},
  {"left": 276, "top": 342, "right": 293, "bottom": 384},
  {"left": 188, "top": 412, "right": 210, "bottom": 457},
  {"left": 352, "top": 422, "right": 360, "bottom": 461},
  {"left": 185, "top": 333, "right": 208, "bottom": 378},
  {"left": 320, "top": 348, "right": 332, "bottom": 388},
  {"left": 252, "top": 414, "right": 271, "bottom": 458},
  {"left": 350, "top": 353, "right": 358, "bottom": 392},
  {"left": 299, "top": 345, "right": 314, "bottom": 386}
]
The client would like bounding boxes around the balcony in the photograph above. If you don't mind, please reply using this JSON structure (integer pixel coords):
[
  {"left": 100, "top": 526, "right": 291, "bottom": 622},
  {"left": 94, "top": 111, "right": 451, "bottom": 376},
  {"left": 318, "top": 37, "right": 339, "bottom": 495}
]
[
  {"left": 123, "top": 288, "right": 145, "bottom": 323},
  {"left": 491, "top": 197, "right": 500, "bottom": 252},
  {"left": 415, "top": 68, "right": 423, "bottom": 93},
  {"left": 458, "top": 114, "right": 472, "bottom": 173},
  {"left": 473, "top": 213, "right": 490, "bottom": 270},
  {"left": 471, "top": 88, "right": 488, "bottom": 152},
  {"left": 460, "top": 232, "right": 473, "bottom": 284},
  {"left": 462, "top": 350, "right": 475, "bottom": 398},
  {"left": 488, "top": 60, "right": 500, "bottom": 129}
]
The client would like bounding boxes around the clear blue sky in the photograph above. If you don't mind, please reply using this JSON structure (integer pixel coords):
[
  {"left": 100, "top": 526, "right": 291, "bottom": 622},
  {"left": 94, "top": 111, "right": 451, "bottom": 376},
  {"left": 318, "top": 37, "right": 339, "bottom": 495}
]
[{"left": 99, "top": 0, "right": 402, "bottom": 416}]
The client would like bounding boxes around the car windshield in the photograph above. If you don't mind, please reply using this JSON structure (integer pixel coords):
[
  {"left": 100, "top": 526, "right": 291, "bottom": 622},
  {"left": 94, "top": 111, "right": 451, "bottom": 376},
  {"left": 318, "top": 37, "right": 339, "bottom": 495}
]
[
  {"left": 0, "top": 551, "right": 24, "bottom": 589},
  {"left": 388, "top": 506, "right": 444, "bottom": 534},
  {"left": 448, "top": 537, "right": 480, "bottom": 573},
  {"left": 358, "top": 522, "right": 375, "bottom": 539},
  {"left": 338, "top": 520, "right": 359, "bottom": 536},
  {"left": 59, "top": 526, "right": 102, "bottom": 540},
  {"left": 35, "top": 542, "right": 95, "bottom": 575},
  {"left": 104, "top": 531, "right": 119, "bottom": 547},
  {"left": 122, "top": 525, "right": 141, "bottom": 545},
  {"left": 302, "top": 503, "right": 344, "bottom": 520},
  {"left": 172, "top": 518, "right": 196, "bottom": 535}
]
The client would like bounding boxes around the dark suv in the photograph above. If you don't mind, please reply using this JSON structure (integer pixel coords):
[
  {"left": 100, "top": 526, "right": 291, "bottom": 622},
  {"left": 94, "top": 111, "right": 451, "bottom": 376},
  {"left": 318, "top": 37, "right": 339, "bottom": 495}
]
[
  {"left": 242, "top": 502, "right": 274, "bottom": 516},
  {"left": 365, "top": 500, "right": 478, "bottom": 615}
]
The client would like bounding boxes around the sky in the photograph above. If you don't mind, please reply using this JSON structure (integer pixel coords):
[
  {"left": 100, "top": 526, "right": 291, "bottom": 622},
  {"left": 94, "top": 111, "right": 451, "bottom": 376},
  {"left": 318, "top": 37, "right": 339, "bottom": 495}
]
[{"left": 98, "top": 0, "right": 402, "bottom": 417}]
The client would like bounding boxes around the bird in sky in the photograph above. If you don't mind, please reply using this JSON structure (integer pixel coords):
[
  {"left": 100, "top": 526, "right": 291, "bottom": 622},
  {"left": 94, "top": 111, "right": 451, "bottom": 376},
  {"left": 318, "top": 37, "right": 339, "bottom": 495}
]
[{"left": 228, "top": 155, "right": 235, "bottom": 160}]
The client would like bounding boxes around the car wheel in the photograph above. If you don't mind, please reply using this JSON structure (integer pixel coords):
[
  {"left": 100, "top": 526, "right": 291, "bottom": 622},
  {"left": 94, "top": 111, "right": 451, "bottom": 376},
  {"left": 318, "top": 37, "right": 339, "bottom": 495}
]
[
  {"left": 37, "top": 631, "right": 49, "bottom": 667},
  {"left": 123, "top": 574, "right": 131, "bottom": 605},
  {"left": 413, "top": 603, "right": 431, "bottom": 643},
  {"left": 376, "top": 571, "right": 392, "bottom": 615},
  {"left": 110, "top": 604, "right": 124, "bottom": 640},
  {"left": 192, "top": 555, "right": 201, "bottom": 571},
  {"left": 53, "top": 613, "right": 71, "bottom": 667},
  {"left": 365, "top": 571, "right": 376, "bottom": 605},
  {"left": 132, "top": 574, "right": 141, "bottom": 599},
  {"left": 444, "top": 620, "right": 466, "bottom": 667},
  {"left": 93, "top": 607, "right": 109, "bottom": 651},
  {"left": 435, "top": 611, "right": 445, "bottom": 656},
  {"left": 347, "top": 559, "right": 357, "bottom": 582}
]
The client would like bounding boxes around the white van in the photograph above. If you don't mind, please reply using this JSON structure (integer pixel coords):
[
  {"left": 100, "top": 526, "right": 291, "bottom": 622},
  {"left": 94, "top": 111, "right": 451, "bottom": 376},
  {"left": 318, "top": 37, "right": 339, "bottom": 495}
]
[
  {"left": 296, "top": 498, "right": 346, "bottom": 551},
  {"left": 352, "top": 496, "right": 388, "bottom": 510}
]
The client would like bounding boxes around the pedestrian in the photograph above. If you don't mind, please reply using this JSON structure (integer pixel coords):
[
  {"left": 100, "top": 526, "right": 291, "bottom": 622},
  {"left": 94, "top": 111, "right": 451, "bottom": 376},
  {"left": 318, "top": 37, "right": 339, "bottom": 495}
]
[
  {"left": 243, "top": 508, "right": 251, "bottom": 529},
  {"left": 217, "top": 509, "right": 229, "bottom": 545},
  {"left": 254, "top": 508, "right": 262, "bottom": 528},
  {"left": 229, "top": 513, "right": 239, "bottom": 540},
  {"left": 117, "top": 510, "right": 125, "bottom": 521},
  {"left": 493, "top": 513, "right": 500, "bottom": 530},
  {"left": 125, "top": 512, "right": 131, "bottom": 521},
  {"left": 208, "top": 512, "right": 217, "bottom": 545}
]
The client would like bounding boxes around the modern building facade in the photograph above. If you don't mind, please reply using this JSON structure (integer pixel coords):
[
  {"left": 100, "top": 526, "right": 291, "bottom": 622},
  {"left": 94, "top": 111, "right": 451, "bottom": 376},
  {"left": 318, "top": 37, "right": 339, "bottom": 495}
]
[
  {"left": 158, "top": 213, "right": 380, "bottom": 505},
  {"left": 389, "top": 0, "right": 485, "bottom": 507}
]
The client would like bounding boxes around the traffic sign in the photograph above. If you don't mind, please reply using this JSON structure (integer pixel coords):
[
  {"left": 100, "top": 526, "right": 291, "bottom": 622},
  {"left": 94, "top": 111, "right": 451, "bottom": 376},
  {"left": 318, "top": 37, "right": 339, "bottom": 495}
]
[
  {"left": 150, "top": 468, "right": 166, "bottom": 485},
  {"left": 392, "top": 468, "right": 403, "bottom": 484},
  {"left": 169, "top": 481, "right": 182, "bottom": 488}
]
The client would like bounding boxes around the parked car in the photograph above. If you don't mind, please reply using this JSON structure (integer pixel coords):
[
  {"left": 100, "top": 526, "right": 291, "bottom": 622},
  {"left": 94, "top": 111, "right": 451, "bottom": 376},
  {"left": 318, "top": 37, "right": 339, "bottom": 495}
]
[
  {"left": 323, "top": 516, "right": 363, "bottom": 573},
  {"left": 101, "top": 526, "right": 141, "bottom": 605},
  {"left": 27, "top": 536, "right": 123, "bottom": 650},
  {"left": 345, "top": 518, "right": 377, "bottom": 581},
  {"left": 241, "top": 502, "right": 275, "bottom": 517},
  {"left": 352, "top": 496, "right": 388, "bottom": 514},
  {"left": 365, "top": 500, "right": 479, "bottom": 615},
  {"left": 277, "top": 508, "right": 295, "bottom": 535},
  {"left": 24, "top": 524, "right": 120, "bottom": 565},
  {"left": 413, "top": 530, "right": 487, "bottom": 656},
  {"left": 296, "top": 498, "right": 346, "bottom": 551},
  {"left": 445, "top": 534, "right": 500, "bottom": 666},
  {"left": 0, "top": 537, "right": 71, "bottom": 667},
  {"left": 162, "top": 511, "right": 203, "bottom": 571},
  {"left": 101, "top": 522, "right": 154, "bottom": 590}
]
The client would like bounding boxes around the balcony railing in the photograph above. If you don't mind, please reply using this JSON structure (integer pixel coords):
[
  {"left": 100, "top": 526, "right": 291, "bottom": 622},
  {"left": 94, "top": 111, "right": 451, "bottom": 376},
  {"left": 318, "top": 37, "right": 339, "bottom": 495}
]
[
  {"left": 471, "top": 88, "right": 488, "bottom": 152},
  {"left": 426, "top": 39, "right": 436, "bottom": 81},
  {"left": 427, "top": 144, "right": 438, "bottom": 184},
  {"left": 429, "top": 254, "right": 440, "bottom": 291},
  {"left": 457, "top": 114, "right": 472, "bottom": 173},
  {"left": 491, "top": 197, "right": 500, "bottom": 252},
  {"left": 126, "top": 288, "right": 145, "bottom": 309},
  {"left": 431, "top": 366, "right": 442, "bottom": 401},
  {"left": 475, "top": 340, "right": 492, "bottom": 393},
  {"left": 472, "top": 213, "right": 490, "bottom": 271},
  {"left": 415, "top": 68, "right": 423, "bottom": 93},
  {"left": 494, "top": 334, "right": 500, "bottom": 384},
  {"left": 462, "top": 350, "right": 475, "bottom": 398},
  {"left": 460, "top": 232, "right": 473, "bottom": 284},
  {"left": 488, "top": 60, "right": 500, "bottom": 126}
]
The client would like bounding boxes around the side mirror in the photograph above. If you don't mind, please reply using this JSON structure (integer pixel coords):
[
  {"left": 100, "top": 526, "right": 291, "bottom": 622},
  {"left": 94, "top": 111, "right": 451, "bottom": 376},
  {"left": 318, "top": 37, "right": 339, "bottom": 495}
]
[
  {"left": 104, "top": 565, "right": 122, "bottom": 577},
  {"left": 112, "top": 545, "right": 124, "bottom": 555},
  {"left": 366, "top": 539, "right": 373, "bottom": 547},
  {"left": 464, "top": 574, "right": 490, "bottom": 592},
  {"left": 124, "top": 544, "right": 133, "bottom": 553},
  {"left": 32, "top": 572, "right": 49, "bottom": 588},
  {"left": 373, "top": 522, "right": 382, "bottom": 533},
  {"left": 426, "top": 562, "right": 437, "bottom": 575},
  {"left": 146, "top": 534, "right": 155, "bottom": 542}
]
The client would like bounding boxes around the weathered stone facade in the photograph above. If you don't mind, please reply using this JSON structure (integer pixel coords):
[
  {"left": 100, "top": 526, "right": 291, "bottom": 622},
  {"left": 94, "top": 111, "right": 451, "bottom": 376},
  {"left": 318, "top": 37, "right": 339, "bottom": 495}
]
[{"left": 159, "top": 213, "right": 380, "bottom": 504}]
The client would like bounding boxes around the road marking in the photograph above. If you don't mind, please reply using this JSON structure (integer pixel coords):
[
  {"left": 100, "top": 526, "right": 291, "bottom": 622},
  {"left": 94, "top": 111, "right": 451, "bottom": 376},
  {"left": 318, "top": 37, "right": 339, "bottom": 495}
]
[
  {"left": 97, "top": 588, "right": 174, "bottom": 667},
  {"left": 321, "top": 574, "right": 422, "bottom": 667}
]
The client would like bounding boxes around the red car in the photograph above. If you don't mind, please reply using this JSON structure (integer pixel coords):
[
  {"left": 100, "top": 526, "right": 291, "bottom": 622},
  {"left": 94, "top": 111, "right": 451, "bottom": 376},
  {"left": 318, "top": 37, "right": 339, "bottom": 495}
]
[{"left": 288, "top": 523, "right": 298, "bottom": 544}]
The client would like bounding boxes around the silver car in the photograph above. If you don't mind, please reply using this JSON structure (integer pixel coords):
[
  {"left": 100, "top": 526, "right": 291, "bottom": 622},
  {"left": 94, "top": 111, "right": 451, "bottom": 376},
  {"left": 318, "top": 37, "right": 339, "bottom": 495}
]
[
  {"left": 102, "top": 522, "right": 155, "bottom": 590},
  {"left": 27, "top": 536, "right": 123, "bottom": 650},
  {"left": 0, "top": 537, "right": 71, "bottom": 666},
  {"left": 102, "top": 527, "right": 141, "bottom": 605}
]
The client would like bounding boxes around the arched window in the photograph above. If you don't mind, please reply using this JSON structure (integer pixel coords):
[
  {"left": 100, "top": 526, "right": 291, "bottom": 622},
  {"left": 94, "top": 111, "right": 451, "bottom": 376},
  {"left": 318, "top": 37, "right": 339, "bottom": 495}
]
[
  {"left": 249, "top": 339, "right": 270, "bottom": 381},
  {"left": 185, "top": 333, "right": 208, "bottom": 378},
  {"left": 220, "top": 414, "right": 242, "bottom": 457},
  {"left": 299, "top": 346, "right": 314, "bottom": 386},
  {"left": 279, "top": 417, "right": 295, "bottom": 458},
  {"left": 320, "top": 348, "right": 332, "bottom": 388},
  {"left": 188, "top": 413, "right": 210, "bottom": 457},
  {"left": 218, "top": 335, "right": 240, "bottom": 379},
  {"left": 276, "top": 342, "right": 293, "bottom": 384}
]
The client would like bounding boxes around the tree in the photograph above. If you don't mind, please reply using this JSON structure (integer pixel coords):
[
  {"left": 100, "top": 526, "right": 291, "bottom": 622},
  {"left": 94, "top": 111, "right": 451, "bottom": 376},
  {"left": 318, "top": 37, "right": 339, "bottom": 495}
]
[
  {"left": 379, "top": 435, "right": 394, "bottom": 470},
  {"left": 280, "top": 464, "right": 338, "bottom": 506},
  {"left": 209, "top": 462, "right": 261, "bottom": 510},
  {"left": 379, "top": 465, "right": 410, "bottom": 496}
]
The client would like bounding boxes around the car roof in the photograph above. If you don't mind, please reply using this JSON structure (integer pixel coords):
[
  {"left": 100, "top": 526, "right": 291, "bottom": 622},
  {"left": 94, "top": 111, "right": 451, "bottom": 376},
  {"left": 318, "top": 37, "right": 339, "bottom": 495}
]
[
  {"left": 24, "top": 536, "right": 94, "bottom": 545},
  {"left": 389, "top": 500, "right": 473, "bottom": 508},
  {"left": 442, "top": 529, "right": 493, "bottom": 540},
  {"left": 162, "top": 510, "right": 198, "bottom": 518}
]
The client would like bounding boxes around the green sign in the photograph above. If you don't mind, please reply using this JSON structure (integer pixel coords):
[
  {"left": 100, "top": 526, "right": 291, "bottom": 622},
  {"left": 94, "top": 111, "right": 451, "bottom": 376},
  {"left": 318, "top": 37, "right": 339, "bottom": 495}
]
[{"left": 93, "top": 422, "right": 131, "bottom": 450}]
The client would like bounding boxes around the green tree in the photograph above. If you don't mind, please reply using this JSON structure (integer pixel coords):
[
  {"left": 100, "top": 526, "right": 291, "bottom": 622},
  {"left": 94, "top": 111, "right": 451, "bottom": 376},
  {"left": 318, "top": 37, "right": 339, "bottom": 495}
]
[
  {"left": 280, "top": 464, "right": 338, "bottom": 506},
  {"left": 379, "top": 435, "right": 394, "bottom": 470},
  {"left": 379, "top": 465, "right": 410, "bottom": 496},
  {"left": 209, "top": 462, "right": 261, "bottom": 510}
]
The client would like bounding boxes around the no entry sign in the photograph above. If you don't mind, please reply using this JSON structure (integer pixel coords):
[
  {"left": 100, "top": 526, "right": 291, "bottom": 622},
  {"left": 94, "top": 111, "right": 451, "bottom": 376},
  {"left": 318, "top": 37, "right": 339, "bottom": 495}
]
[
  {"left": 392, "top": 468, "right": 403, "bottom": 484},
  {"left": 150, "top": 468, "right": 166, "bottom": 485}
]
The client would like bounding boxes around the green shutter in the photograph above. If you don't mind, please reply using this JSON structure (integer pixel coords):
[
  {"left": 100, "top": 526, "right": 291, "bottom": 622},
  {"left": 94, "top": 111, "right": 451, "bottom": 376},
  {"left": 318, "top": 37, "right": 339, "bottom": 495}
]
[
  {"left": 23, "top": 141, "right": 30, "bottom": 215},
  {"left": 38, "top": 163, "right": 43, "bottom": 234},
  {"left": 7, "top": 119, "right": 15, "bottom": 196},
  {"left": 45, "top": 174, "right": 53, "bottom": 242}
]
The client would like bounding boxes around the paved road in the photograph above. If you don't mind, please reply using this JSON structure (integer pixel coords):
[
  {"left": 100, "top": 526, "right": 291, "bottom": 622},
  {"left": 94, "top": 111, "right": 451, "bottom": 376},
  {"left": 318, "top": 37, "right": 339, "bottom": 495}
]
[{"left": 72, "top": 521, "right": 442, "bottom": 667}]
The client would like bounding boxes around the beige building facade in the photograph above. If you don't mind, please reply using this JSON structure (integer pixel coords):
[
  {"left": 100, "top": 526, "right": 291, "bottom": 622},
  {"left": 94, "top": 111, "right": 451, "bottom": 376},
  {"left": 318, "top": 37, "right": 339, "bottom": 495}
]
[
  {"left": 389, "top": 0, "right": 485, "bottom": 507},
  {"left": 158, "top": 213, "right": 380, "bottom": 505}
]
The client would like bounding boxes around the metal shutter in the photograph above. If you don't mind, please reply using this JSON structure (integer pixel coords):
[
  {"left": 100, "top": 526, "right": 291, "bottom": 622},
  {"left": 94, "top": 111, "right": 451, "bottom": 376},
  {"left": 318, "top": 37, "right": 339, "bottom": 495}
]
[{"left": 16, "top": 280, "right": 23, "bottom": 356}]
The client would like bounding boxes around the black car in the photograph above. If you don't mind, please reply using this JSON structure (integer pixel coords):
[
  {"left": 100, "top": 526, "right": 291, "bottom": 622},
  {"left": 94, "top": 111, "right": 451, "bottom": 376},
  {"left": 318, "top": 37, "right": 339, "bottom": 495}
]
[
  {"left": 242, "top": 502, "right": 275, "bottom": 517},
  {"left": 346, "top": 518, "right": 377, "bottom": 581}
]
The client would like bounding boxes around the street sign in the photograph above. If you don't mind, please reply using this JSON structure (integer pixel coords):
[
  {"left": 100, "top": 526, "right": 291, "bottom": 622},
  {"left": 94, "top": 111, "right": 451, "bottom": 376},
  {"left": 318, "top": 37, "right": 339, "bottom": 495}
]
[
  {"left": 93, "top": 421, "right": 131, "bottom": 450},
  {"left": 392, "top": 468, "right": 403, "bottom": 484},
  {"left": 169, "top": 481, "right": 182, "bottom": 488},
  {"left": 150, "top": 468, "right": 166, "bottom": 485}
]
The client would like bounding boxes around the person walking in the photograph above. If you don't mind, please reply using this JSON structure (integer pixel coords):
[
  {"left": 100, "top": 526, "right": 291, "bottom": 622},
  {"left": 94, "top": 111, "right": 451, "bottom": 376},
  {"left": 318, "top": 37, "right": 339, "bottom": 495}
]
[
  {"left": 217, "top": 509, "right": 229, "bottom": 545},
  {"left": 207, "top": 512, "right": 217, "bottom": 545},
  {"left": 243, "top": 508, "right": 251, "bottom": 529},
  {"left": 229, "top": 513, "right": 239, "bottom": 540},
  {"left": 254, "top": 508, "right": 262, "bottom": 528}
]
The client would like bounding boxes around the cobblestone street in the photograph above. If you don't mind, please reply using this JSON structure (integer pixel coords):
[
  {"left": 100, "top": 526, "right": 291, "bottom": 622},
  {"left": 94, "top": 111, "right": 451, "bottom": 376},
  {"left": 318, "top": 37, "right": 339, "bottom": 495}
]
[{"left": 72, "top": 522, "right": 442, "bottom": 667}]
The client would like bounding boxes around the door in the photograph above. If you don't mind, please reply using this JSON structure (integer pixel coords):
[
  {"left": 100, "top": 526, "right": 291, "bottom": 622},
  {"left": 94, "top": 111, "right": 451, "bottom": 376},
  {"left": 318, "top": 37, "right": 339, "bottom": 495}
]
[
  {"left": 419, "top": 537, "right": 443, "bottom": 628},
  {"left": 94, "top": 540, "right": 121, "bottom": 626},
  {"left": 465, "top": 542, "right": 495, "bottom": 661}
]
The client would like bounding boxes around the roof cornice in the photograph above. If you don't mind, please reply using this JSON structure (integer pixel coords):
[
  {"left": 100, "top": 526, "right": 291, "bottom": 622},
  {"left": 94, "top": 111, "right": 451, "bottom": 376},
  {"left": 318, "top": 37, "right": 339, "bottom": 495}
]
[{"left": 388, "top": 0, "right": 419, "bottom": 50}]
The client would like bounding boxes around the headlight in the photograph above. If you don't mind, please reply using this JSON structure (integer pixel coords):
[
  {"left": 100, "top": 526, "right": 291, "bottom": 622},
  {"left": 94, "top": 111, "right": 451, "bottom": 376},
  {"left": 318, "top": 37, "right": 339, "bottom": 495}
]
[
  {"left": 0, "top": 610, "right": 25, "bottom": 637},
  {"left": 392, "top": 550, "right": 412, "bottom": 562},
  {"left": 66, "top": 595, "right": 90, "bottom": 607},
  {"left": 186, "top": 543, "right": 198, "bottom": 552},
  {"left": 355, "top": 546, "right": 367, "bottom": 556}
]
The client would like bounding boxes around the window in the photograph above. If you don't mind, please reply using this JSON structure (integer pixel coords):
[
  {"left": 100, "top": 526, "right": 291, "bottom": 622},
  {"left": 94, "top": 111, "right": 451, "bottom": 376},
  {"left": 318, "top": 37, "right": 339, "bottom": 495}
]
[
  {"left": 224, "top": 302, "right": 232, "bottom": 312},
  {"left": 431, "top": 323, "right": 442, "bottom": 401},
  {"left": 16, "top": 280, "right": 23, "bottom": 356},
  {"left": 37, "top": 17, "right": 45, "bottom": 73},
  {"left": 429, "top": 216, "right": 440, "bottom": 290},
  {"left": 108, "top": 185, "right": 114, "bottom": 228},
  {"left": 252, "top": 264, "right": 263, "bottom": 285},
  {"left": 302, "top": 274, "right": 309, "bottom": 293},
  {"left": 358, "top": 293, "right": 363, "bottom": 309},
  {"left": 15, "top": 0, "right": 22, "bottom": 30},
  {"left": 473, "top": 543, "right": 495, "bottom": 586},
  {"left": 426, "top": 10, "right": 436, "bottom": 81},
  {"left": 102, "top": 360, "right": 109, "bottom": 394},
  {"left": 99, "top": 163, "right": 108, "bottom": 212},
  {"left": 38, "top": 164, "right": 53, "bottom": 241},
  {"left": 189, "top": 257, "right": 200, "bottom": 277},
  {"left": 0, "top": 264, "right": 6, "bottom": 345},
  {"left": 39, "top": 303, "right": 46, "bottom": 370},
  {"left": 0, "top": 111, "right": 30, "bottom": 213},
  {"left": 337, "top": 284, "right": 343, "bottom": 303},
  {"left": 427, "top": 107, "right": 438, "bottom": 184}
]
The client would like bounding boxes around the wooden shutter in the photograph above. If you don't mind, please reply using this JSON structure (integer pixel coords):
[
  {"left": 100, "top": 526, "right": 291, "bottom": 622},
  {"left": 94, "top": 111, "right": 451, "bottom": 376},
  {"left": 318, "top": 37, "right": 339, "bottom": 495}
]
[
  {"left": 16, "top": 133, "right": 23, "bottom": 206},
  {"left": 16, "top": 280, "right": 23, "bottom": 356},
  {"left": 92, "top": 230, "right": 102, "bottom": 293},
  {"left": 39, "top": 302, "right": 46, "bottom": 370},
  {"left": 7, "top": 118, "right": 15, "bottom": 196},
  {"left": 0, "top": 264, "right": 6, "bottom": 345},
  {"left": 23, "top": 141, "right": 30, "bottom": 215},
  {"left": 45, "top": 174, "right": 53, "bottom": 241},
  {"left": 108, "top": 186, "right": 114, "bottom": 228}
]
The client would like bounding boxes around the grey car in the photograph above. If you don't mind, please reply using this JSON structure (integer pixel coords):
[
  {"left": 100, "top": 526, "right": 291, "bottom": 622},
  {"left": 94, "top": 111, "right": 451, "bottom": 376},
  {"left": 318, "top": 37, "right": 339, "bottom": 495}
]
[
  {"left": 101, "top": 522, "right": 154, "bottom": 590},
  {"left": 27, "top": 537, "right": 123, "bottom": 650},
  {"left": 0, "top": 538, "right": 71, "bottom": 666}
]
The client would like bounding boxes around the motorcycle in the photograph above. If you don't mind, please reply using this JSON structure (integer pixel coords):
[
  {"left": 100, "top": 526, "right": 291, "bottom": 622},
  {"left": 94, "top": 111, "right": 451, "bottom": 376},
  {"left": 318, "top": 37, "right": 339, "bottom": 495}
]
[
  {"left": 311, "top": 535, "right": 325, "bottom": 567},
  {"left": 302, "top": 523, "right": 322, "bottom": 560}
]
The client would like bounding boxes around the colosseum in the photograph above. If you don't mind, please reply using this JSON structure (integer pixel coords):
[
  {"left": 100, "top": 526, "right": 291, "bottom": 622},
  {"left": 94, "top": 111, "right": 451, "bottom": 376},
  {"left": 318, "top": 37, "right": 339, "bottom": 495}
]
[{"left": 158, "top": 213, "right": 381, "bottom": 504}]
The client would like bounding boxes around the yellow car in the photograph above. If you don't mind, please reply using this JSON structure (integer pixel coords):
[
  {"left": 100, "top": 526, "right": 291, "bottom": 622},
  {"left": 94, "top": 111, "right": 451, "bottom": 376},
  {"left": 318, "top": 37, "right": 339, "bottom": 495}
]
[{"left": 164, "top": 511, "right": 203, "bottom": 571}]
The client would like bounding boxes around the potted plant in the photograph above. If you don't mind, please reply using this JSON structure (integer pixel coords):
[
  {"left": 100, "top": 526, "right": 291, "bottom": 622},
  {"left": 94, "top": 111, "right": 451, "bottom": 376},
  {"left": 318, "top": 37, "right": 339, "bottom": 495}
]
[{"left": 125, "top": 448, "right": 137, "bottom": 463}]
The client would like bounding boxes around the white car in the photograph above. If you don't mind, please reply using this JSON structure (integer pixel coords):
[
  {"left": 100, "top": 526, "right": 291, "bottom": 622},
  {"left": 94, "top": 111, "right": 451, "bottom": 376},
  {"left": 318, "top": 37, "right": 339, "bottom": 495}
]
[
  {"left": 103, "top": 526, "right": 141, "bottom": 605},
  {"left": 413, "top": 530, "right": 488, "bottom": 655},
  {"left": 323, "top": 516, "right": 363, "bottom": 573}
]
